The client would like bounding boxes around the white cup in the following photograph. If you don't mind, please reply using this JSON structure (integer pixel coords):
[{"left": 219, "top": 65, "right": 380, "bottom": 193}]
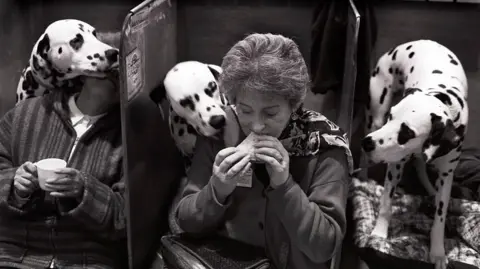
[{"left": 35, "top": 158, "right": 67, "bottom": 191}]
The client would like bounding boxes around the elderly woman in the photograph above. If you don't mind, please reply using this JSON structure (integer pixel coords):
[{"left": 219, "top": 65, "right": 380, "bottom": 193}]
[
  {"left": 0, "top": 32, "right": 125, "bottom": 269},
  {"left": 175, "top": 33, "right": 353, "bottom": 269}
]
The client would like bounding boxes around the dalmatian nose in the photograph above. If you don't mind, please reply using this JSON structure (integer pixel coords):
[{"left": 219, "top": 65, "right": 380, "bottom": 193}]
[
  {"left": 105, "top": 49, "right": 119, "bottom": 63},
  {"left": 362, "top": 136, "right": 376, "bottom": 153},
  {"left": 209, "top": 115, "right": 226, "bottom": 130}
]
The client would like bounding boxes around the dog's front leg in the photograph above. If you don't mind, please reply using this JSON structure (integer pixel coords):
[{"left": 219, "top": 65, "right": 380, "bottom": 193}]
[
  {"left": 371, "top": 161, "right": 405, "bottom": 238},
  {"left": 429, "top": 156, "right": 457, "bottom": 269}
]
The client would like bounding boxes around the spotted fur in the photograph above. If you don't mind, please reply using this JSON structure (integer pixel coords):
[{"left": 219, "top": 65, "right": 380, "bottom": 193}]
[
  {"left": 16, "top": 19, "right": 120, "bottom": 104},
  {"left": 362, "top": 40, "right": 468, "bottom": 269},
  {"left": 149, "top": 61, "right": 229, "bottom": 170}
]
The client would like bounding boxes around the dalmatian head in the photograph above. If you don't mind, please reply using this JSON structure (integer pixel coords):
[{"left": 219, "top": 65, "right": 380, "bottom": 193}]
[
  {"left": 149, "top": 61, "right": 228, "bottom": 137},
  {"left": 362, "top": 88, "right": 463, "bottom": 164},
  {"left": 30, "top": 19, "right": 120, "bottom": 88}
]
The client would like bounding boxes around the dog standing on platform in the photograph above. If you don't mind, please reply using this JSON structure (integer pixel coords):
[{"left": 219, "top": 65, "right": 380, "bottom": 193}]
[{"left": 361, "top": 40, "right": 468, "bottom": 269}]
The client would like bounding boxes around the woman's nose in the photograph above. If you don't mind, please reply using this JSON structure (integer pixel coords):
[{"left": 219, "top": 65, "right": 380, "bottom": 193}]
[{"left": 251, "top": 118, "right": 266, "bottom": 133}]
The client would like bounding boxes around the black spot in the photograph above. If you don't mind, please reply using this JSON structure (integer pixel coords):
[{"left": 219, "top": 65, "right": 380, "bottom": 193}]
[
  {"left": 67, "top": 68, "right": 72, "bottom": 73},
  {"left": 448, "top": 169, "right": 453, "bottom": 172},
  {"left": 187, "top": 124, "right": 196, "bottom": 134},
  {"left": 437, "top": 201, "right": 444, "bottom": 217},
  {"left": 440, "top": 179, "right": 445, "bottom": 186},
  {"left": 372, "top": 66, "right": 380, "bottom": 77},
  {"left": 36, "top": 33, "right": 50, "bottom": 60},
  {"left": 387, "top": 67, "right": 392, "bottom": 74},
  {"left": 456, "top": 124, "right": 466, "bottom": 137},
  {"left": 91, "top": 62, "right": 97, "bottom": 67},
  {"left": 399, "top": 79, "right": 404, "bottom": 85},
  {"left": 398, "top": 123, "right": 416, "bottom": 145},
  {"left": 392, "top": 50, "right": 398, "bottom": 61},
  {"left": 58, "top": 47, "right": 62, "bottom": 54},
  {"left": 92, "top": 30, "right": 97, "bottom": 37},
  {"left": 442, "top": 173, "right": 448, "bottom": 177},
  {"left": 379, "top": 87, "right": 388, "bottom": 104},
  {"left": 173, "top": 115, "right": 180, "bottom": 123},
  {"left": 179, "top": 96, "right": 195, "bottom": 111},
  {"left": 78, "top": 23, "right": 84, "bottom": 31},
  {"left": 408, "top": 52, "right": 415, "bottom": 58},
  {"left": 93, "top": 53, "right": 100, "bottom": 58},
  {"left": 396, "top": 164, "right": 401, "bottom": 170},
  {"left": 367, "top": 115, "right": 373, "bottom": 130},
  {"left": 406, "top": 45, "right": 412, "bottom": 50},
  {"left": 378, "top": 139, "right": 384, "bottom": 145},
  {"left": 432, "top": 70, "right": 443, "bottom": 74},
  {"left": 395, "top": 68, "right": 400, "bottom": 75},
  {"left": 444, "top": 111, "right": 449, "bottom": 117},
  {"left": 446, "top": 89, "right": 464, "bottom": 109},
  {"left": 389, "top": 188, "right": 395, "bottom": 198},
  {"left": 69, "top": 33, "right": 84, "bottom": 51},
  {"left": 452, "top": 86, "right": 460, "bottom": 92},
  {"left": 194, "top": 94, "right": 200, "bottom": 102},
  {"left": 22, "top": 70, "right": 39, "bottom": 90},
  {"left": 178, "top": 128, "right": 185, "bottom": 136},
  {"left": 433, "top": 92, "right": 452, "bottom": 106},
  {"left": 401, "top": 158, "right": 406, "bottom": 162},
  {"left": 450, "top": 59, "right": 458, "bottom": 65},
  {"left": 179, "top": 118, "right": 186, "bottom": 125},
  {"left": 206, "top": 107, "right": 211, "bottom": 112},
  {"left": 410, "top": 66, "right": 415, "bottom": 73},
  {"left": 438, "top": 84, "right": 446, "bottom": 89}
]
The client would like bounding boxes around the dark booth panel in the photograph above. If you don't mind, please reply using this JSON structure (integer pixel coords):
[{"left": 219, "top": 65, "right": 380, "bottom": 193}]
[{"left": 120, "top": 1, "right": 184, "bottom": 269}]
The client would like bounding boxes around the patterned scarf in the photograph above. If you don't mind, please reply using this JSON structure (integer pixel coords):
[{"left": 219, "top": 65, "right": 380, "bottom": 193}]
[{"left": 231, "top": 105, "right": 354, "bottom": 176}]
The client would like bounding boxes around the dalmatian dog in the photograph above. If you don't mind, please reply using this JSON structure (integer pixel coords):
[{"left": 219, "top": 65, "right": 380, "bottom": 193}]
[
  {"left": 16, "top": 19, "right": 120, "bottom": 104},
  {"left": 361, "top": 40, "right": 468, "bottom": 269},
  {"left": 149, "top": 60, "right": 229, "bottom": 169}
]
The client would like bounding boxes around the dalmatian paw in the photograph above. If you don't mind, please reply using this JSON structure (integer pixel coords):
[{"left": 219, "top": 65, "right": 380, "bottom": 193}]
[{"left": 429, "top": 245, "right": 448, "bottom": 269}]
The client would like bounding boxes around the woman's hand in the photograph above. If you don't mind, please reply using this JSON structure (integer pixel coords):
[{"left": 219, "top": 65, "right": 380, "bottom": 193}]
[
  {"left": 46, "top": 168, "right": 85, "bottom": 200},
  {"left": 211, "top": 147, "right": 252, "bottom": 203},
  {"left": 254, "top": 136, "right": 290, "bottom": 188},
  {"left": 14, "top": 161, "right": 39, "bottom": 198}
]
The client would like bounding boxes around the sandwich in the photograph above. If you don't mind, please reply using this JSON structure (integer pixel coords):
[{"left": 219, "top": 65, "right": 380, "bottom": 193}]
[{"left": 236, "top": 132, "right": 262, "bottom": 163}]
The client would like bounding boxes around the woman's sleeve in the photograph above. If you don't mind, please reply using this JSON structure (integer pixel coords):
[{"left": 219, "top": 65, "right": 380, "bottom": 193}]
[
  {"left": 266, "top": 147, "right": 350, "bottom": 263},
  {"left": 175, "top": 136, "right": 234, "bottom": 234}
]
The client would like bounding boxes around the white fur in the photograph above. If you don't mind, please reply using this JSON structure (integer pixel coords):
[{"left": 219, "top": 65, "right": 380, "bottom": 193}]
[
  {"left": 151, "top": 61, "right": 228, "bottom": 159},
  {"left": 363, "top": 40, "right": 468, "bottom": 269},
  {"left": 16, "top": 19, "right": 120, "bottom": 104}
]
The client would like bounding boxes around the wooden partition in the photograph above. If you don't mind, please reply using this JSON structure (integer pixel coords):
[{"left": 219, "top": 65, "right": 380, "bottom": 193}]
[{"left": 119, "top": 1, "right": 184, "bottom": 269}]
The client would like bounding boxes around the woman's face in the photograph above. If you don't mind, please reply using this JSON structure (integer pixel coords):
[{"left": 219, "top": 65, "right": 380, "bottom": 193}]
[{"left": 235, "top": 89, "right": 293, "bottom": 138}]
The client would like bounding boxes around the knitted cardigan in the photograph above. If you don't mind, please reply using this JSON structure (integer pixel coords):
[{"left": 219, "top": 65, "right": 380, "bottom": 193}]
[{"left": 0, "top": 91, "right": 126, "bottom": 269}]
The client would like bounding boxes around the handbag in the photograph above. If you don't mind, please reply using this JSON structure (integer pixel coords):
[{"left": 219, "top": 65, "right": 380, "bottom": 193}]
[{"left": 160, "top": 233, "right": 273, "bottom": 269}]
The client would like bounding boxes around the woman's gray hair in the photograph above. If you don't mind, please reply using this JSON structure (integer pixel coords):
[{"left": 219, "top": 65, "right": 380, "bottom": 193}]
[{"left": 219, "top": 33, "right": 310, "bottom": 109}]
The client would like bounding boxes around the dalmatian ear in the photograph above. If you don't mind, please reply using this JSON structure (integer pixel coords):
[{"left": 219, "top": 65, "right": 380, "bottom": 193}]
[
  {"left": 149, "top": 82, "right": 167, "bottom": 104},
  {"left": 207, "top": 64, "right": 222, "bottom": 81},
  {"left": 423, "top": 113, "right": 461, "bottom": 162}
]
